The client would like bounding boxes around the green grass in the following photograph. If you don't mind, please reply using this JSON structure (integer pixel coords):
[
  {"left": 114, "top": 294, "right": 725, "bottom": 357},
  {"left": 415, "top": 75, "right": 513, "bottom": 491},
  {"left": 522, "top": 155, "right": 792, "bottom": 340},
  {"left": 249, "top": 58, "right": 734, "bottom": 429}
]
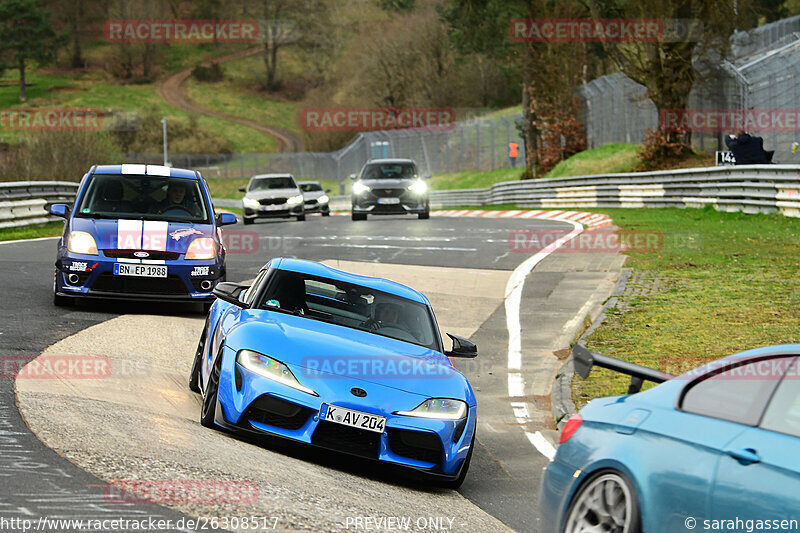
[
  {"left": 429, "top": 168, "right": 524, "bottom": 191},
  {"left": 573, "top": 206, "right": 800, "bottom": 407},
  {"left": 0, "top": 70, "right": 277, "bottom": 153},
  {"left": 0, "top": 221, "right": 63, "bottom": 242},
  {"left": 545, "top": 144, "right": 641, "bottom": 178}
]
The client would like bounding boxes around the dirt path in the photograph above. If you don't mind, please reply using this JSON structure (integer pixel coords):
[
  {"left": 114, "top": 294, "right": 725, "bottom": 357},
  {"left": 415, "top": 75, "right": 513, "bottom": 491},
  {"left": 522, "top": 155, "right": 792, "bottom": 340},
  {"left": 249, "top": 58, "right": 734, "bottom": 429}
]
[{"left": 157, "top": 46, "right": 306, "bottom": 153}]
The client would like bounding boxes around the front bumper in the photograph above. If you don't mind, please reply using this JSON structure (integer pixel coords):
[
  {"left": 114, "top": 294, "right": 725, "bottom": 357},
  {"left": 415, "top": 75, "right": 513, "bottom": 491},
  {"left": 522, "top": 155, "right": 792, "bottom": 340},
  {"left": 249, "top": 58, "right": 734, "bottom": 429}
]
[
  {"left": 303, "top": 200, "right": 330, "bottom": 214},
  {"left": 214, "top": 345, "right": 475, "bottom": 479},
  {"left": 352, "top": 193, "right": 429, "bottom": 215},
  {"left": 55, "top": 253, "right": 224, "bottom": 302},
  {"left": 243, "top": 203, "right": 304, "bottom": 219}
]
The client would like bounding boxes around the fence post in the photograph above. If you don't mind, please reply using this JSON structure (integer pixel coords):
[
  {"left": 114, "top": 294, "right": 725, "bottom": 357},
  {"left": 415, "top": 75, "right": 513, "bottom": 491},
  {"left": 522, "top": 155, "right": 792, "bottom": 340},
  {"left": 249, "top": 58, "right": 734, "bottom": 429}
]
[{"left": 490, "top": 121, "right": 496, "bottom": 171}]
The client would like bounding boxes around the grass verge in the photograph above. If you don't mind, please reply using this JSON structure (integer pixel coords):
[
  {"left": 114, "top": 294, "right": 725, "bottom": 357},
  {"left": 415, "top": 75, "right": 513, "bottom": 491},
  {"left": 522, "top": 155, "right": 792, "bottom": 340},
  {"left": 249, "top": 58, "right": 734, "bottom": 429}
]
[
  {"left": 0, "top": 221, "right": 63, "bottom": 242},
  {"left": 573, "top": 206, "right": 800, "bottom": 407}
]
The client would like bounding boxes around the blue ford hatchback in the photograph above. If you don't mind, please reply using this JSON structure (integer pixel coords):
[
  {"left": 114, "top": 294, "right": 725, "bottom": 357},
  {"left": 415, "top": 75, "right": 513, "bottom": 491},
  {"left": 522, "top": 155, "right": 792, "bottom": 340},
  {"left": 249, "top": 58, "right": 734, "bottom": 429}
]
[{"left": 49, "top": 164, "right": 237, "bottom": 309}]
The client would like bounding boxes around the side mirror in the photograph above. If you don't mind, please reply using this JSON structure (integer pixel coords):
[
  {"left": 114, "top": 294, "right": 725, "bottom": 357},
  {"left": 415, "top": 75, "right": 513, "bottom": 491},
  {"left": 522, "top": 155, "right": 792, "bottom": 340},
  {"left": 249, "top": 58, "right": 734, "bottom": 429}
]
[
  {"left": 213, "top": 282, "right": 250, "bottom": 307},
  {"left": 349, "top": 173, "right": 358, "bottom": 181},
  {"left": 48, "top": 204, "right": 69, "bottom": 218},
  {"left": 216, "top": 212, "right": 238, "bottom": 226},
  {"left": 238, "top": 186, "right": 246, "bottom": 193},
  {"left": 444, "top": 333, "right": 477, "bottom": 358}
]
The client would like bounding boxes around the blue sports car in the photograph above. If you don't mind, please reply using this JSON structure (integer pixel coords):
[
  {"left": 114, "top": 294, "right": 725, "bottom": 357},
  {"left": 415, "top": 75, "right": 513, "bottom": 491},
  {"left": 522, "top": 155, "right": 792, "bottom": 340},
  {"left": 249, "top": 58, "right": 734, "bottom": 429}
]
[
  {"left": 189, "top": 258, "right": 478, "bottom": 487},
  {"left": 540, "top": 344, "right": 800, "bottom": 533},
  {"left": 49, "top": 164, "right": 237, "bottom": 309}
]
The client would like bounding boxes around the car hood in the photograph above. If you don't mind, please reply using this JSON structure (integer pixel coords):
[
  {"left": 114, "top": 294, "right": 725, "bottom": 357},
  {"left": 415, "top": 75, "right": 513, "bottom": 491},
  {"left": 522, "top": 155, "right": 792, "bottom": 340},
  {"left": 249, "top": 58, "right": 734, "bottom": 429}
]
[
  {"left": 245, "top": 188, "right": 299, "bottom": 200},
  {"left": 302, "top": 190, "right": 326, "bottom": 200},
  {"left": 362, "top": 179, "right": 413, "bottom": 189},
  {"left": 69, "top": 217, "right": 215, "bottom": 253},
  {"left": 227, "top": 310, "right": 474, "bottom": 402}
]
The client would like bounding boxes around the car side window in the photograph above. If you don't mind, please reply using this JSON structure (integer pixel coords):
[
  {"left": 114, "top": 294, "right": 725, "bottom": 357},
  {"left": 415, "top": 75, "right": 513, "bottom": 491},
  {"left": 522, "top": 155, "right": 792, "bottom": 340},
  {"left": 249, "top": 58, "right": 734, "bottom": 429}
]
[
  {"left": 760, "top": 357, "right": 800, "bottom": 438},
  {"left": 680, "top": 357, "right": 793, "bottom": 426},
  {"left": 242, "top": 269, "right": 269, "bottom": 306}
]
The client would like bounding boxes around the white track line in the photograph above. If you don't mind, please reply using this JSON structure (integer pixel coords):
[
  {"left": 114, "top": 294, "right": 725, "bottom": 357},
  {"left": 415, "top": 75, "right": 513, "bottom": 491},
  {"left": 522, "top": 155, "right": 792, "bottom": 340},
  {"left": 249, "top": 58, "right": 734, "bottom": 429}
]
[
  {"left": 0, "top": 236, "right": 59, "bottom": 245},
  {"left": 505, "top": 217, "right": 584, "bottom": 461}
]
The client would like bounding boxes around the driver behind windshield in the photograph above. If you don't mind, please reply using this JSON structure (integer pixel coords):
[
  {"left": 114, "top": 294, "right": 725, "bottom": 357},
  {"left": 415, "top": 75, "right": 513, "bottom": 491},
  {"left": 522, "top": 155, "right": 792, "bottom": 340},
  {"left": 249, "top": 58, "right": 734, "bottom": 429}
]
[{"left": 153, "top": 181, "right": 195, "bottom": 215}]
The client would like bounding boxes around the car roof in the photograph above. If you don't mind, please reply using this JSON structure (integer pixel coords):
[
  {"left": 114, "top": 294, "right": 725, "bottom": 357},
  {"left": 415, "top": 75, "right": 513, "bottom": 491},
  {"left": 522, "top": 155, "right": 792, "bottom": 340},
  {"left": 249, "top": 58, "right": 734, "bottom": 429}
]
[
  {"left": 268, "top": 258, "right": 430, "bottom": 305},
  {"left": 92, "top": 164, "right": 198, "bottom": 179},
  {"left": 250, "top": 173, "right": 295, "bottom": 179},
  {"left": 297, "top": 180, "right": 321, "bottom": 185},
  {"left": 364, "top": 159, "right": 416, "bottom": 165}
]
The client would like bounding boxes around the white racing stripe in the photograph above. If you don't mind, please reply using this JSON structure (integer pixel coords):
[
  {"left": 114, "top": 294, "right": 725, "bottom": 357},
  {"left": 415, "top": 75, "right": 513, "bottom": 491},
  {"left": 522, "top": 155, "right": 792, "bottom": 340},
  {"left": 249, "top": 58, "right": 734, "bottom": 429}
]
[{"left": 505, "top": 217, "right": 583, "bottom": 461}]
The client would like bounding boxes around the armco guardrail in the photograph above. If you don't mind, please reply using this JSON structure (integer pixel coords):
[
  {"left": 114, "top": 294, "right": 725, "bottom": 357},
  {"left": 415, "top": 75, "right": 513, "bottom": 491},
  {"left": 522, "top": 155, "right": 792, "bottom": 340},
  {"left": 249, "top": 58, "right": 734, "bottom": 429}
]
[
  {"left": 429, "top": 165, "right": 800, "bottom": 218},
  {"left": 4, "top": 166, "right": 799, "bottom": 230},
  {"left": 0, "top": 181, "right": 79, "bottom": 229}
]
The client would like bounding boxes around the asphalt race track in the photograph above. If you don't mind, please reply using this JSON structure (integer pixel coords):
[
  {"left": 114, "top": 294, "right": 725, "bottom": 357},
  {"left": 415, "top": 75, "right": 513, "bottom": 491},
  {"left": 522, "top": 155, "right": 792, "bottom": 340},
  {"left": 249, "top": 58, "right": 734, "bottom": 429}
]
[{"left": 0, "top": 214, "right": 623, "bottom": 532}]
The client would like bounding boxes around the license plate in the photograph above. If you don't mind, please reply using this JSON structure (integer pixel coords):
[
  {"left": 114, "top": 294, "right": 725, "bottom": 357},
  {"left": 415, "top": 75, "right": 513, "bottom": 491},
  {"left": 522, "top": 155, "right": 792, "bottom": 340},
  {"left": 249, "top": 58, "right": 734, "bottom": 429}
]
[
  {"left": 113, "top": 263, "right": 167, "bottom": 278},
  {"left": 320, "top": 404, "right": 385, "bottom": 433},
  {"left": 261, "top": 204, "right": 283, "bottom": 211},
  {"left": 377, "top": 197, "right": 400, "bottom": 205}
]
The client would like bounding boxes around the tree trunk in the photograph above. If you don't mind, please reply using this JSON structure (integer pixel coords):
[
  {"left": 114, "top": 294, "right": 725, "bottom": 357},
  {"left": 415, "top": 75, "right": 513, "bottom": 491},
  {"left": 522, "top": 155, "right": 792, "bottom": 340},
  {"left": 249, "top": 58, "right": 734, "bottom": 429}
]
[
  {"left": 521, "top": 50, "right": 539, "bottom": 173},
  {"left": 19, "top": 57, "right": 26, "bottom": 102},
  {"left": 70, "top": 0, "right": 84, "bottom": 68}
]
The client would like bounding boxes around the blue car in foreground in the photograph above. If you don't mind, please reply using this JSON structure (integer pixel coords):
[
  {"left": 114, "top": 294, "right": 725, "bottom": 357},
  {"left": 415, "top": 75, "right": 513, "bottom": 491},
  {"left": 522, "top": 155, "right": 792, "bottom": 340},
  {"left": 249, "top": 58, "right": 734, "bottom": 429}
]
[
  {"left": 189, "top": 258, "right": 478, "bottom": 487},
  {"left": 540, "top": 344, "right": 800, "bottom": 533},
  {"left": 49, "top": 164, "right": 237, "bottom": 309}
]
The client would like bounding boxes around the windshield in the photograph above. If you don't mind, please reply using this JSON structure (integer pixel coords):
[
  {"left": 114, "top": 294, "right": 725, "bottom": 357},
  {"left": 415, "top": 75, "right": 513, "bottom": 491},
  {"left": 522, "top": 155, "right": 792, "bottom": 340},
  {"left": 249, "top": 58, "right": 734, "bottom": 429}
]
[
  {"left": 249, "top": 177, "right": 297, "bottom": 190},
  {"left": 257, "top": 269, "right": 441, "bottom": 351},
  {"left": 74, "top": 174, "right": 210, "bottom": 223},
  {"left": 299, "top": 183, "right": 322, "bottom": 192},
  {"left": 360, "top": 163, "right": 418, "bottom": 181}
]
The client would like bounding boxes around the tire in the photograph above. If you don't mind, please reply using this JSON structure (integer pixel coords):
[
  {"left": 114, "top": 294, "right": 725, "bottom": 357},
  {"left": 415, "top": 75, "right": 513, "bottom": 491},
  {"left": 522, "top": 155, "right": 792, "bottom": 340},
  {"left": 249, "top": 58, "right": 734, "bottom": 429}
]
[
  {"left": 296, "top": 214, "right": 306, "bottom": 221},
  {"left": 352, "top": 212, "right": 366, "bottom": 221},
  {"left": 563, "top": 470, "right": 641, "bottom": 533},
  {"left": 436, "top": 431, "right": 474, "bottom": 489},
  {"left": 418, "top": 210, "right": 430, "bottom": 220},
  {"left": 322, "top": 211, "right": 330, "bottom": 217},
  {"left": 52, "top": 269, "right": 74, "bottom": 307},
  {"left": 243, "top": 217, "right": 254, "bottom": 225},
  {"left": 200, "top": 349, "right": 223, "bottom": 428}
]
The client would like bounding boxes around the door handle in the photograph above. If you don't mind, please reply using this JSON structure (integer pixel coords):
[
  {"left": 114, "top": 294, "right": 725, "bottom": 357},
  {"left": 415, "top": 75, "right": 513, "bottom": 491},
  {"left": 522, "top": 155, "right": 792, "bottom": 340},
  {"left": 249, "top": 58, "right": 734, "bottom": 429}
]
[{"left": 725, "top": 448, "right": 761, "bottom": 465}]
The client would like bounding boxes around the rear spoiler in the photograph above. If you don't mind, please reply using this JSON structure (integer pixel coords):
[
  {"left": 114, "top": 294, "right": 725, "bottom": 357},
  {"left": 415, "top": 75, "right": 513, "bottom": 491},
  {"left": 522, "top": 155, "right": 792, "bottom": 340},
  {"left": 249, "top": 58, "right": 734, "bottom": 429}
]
[{"left": 572, "top": 344, "right": 675, "bottom": 394}]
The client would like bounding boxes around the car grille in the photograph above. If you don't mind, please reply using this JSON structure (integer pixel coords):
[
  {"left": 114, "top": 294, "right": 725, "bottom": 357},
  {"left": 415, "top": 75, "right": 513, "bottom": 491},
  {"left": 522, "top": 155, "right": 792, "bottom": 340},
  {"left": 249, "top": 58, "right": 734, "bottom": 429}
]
[
  {"left": 311, "top": 421, "right": 380, "bottom": 459},
  {"left": 259, "top": 197, "right": 287, "bottom": 206},
  {"left": 91, "top": 272, "right": 188, "bottom": 295},
  {"left": 387, "top": 428, "right": 442, "bottom": 465},
  {"left": 372, "top": 188, "right": 405, "bottom": 198},
  {"left": 304, "top": 199, "right": 318, "bottom": 206},
  {"left": 242, "top": 395, "right": 315, "bottom": 431},
  {"left": 103, "top": 250, "right": 181, "bottom": 260}
]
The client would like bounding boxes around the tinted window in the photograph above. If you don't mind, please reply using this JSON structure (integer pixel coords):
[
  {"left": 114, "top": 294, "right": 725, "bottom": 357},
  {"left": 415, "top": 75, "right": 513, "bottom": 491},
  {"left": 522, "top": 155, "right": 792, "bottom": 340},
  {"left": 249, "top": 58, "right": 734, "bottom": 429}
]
[
  {"left": 257, "top": 269, "right": 440, "bottom": 350},
  {"left": 361, "top": 163, "right": 417, "bottom": 180},
  {"left": 761, "top": 357, "right": 800, "bottom": 438},
  {"left": 75, "top": 174, "right": 209, "bottom": 223},
  {"left": 300, "top": 183, "right": 322, "bottom": 192},
  {"left": 249, "top": 177, "right": 296, "bottom": 190},
  {"left": 680, "top": 357, "right": 793, "bottom": 426}
]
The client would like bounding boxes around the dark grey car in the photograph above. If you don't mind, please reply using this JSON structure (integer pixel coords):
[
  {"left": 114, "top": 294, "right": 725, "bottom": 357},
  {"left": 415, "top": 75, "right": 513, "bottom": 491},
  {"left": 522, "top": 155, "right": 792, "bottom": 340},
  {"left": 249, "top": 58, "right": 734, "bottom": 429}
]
[
  {"left": 350, "top": 159, "right": 430, "bottom": 221},
  {"left": 240, "top": 174, "right": 305, "bottom": 224}
]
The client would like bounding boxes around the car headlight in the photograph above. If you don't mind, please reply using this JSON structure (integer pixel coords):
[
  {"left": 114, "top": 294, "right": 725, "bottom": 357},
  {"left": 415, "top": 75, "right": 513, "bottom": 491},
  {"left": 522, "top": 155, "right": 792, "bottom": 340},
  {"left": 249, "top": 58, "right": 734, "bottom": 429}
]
[
  {"left": 67, "top": 231, "right": 98, "bottom": 255},
  {"left": 242, "top": 197, "right": 260, "bottom": 209},
  {"left": 352, "top": 182, "right": 370, "bottom": 195},
  {"left": 395, "top": 398, "right": 467, "bottom": 420},
  {"left": 408, "top": 180, "right": 428, "bottom": 194},
  {"left": 236, "top": 349, "right": 317, "bottom": 396},
  {"left": 287, "top": 194, "right": 304, "bottom": 205},
  {"left": 185, "top": 237, "right": 216, "bottom": 260},
  {"left": 318, "top": 194, "right": 329, "bottom": 204}
]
